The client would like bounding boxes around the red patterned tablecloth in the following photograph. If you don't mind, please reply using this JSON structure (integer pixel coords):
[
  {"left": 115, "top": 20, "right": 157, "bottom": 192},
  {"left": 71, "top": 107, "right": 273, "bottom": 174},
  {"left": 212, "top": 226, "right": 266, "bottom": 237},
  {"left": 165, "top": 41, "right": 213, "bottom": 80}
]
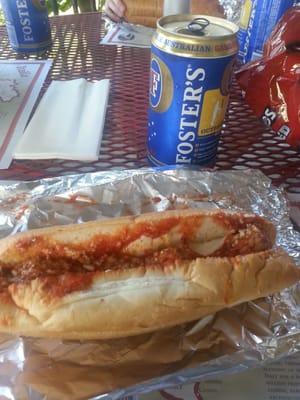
[{"left": 0, "top": 13, "right": 299, "bottom": 202}]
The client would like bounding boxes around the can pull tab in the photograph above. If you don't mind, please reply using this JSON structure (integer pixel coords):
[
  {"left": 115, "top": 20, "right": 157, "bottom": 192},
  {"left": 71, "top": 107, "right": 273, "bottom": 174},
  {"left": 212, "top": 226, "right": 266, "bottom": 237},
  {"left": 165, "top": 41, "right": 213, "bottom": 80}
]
[{"left": 187, "top": 18, "right": 210, "bottom": 36}]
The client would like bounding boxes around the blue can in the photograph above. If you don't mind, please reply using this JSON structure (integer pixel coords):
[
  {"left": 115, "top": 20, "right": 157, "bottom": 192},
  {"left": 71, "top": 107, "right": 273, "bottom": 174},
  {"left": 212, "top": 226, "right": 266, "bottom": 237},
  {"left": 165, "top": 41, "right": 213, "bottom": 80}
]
[
  {"left": 0, "top": 0, "right": 52, "bottom": 53},
  {"left": 147, "top": 15, "right": 239, "bottom": 167},
  {"left": 238, "top": 0, "right": 298, "bottom": 63}
]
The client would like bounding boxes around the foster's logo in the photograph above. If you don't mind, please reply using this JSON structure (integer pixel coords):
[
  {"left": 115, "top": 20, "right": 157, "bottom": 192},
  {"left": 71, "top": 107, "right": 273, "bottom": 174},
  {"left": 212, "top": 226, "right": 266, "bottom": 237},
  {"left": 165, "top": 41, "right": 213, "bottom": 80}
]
[
  {"left": 150, "top": 58, "right": 162, "bottom": 108},
  {"left": 149, "top": 55, "right": 174, "bottom": 112}
]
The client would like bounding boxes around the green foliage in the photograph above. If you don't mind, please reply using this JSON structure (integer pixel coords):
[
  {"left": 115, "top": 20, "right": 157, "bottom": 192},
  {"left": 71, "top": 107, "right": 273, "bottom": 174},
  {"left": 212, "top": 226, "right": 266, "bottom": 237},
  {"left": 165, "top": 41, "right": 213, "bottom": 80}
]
[
  {"left": 46, "top": 0, "right": 105, "bottom": 15},
  {"left": 46, "top": 0, "right": 73, "bottom": 14},
  {"left": 0, "top": 8, "right": 4, "bottom": 25},
  {"left": 0, "top": 1, "right": 105, "bottom": 22}
]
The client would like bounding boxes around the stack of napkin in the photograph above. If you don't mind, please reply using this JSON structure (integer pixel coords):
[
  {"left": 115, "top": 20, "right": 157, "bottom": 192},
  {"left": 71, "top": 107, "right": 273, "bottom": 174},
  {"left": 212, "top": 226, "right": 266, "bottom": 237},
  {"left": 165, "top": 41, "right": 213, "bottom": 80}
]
[{"left": 14, "top": 78, "right": 110, "bottom": 161}]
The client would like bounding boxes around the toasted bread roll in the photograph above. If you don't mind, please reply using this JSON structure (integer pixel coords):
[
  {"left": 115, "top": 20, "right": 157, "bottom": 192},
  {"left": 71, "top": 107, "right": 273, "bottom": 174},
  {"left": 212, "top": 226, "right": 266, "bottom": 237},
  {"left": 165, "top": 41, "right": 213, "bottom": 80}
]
[{"left": 0, "top": 209, "right": 298, "bottom": 339}]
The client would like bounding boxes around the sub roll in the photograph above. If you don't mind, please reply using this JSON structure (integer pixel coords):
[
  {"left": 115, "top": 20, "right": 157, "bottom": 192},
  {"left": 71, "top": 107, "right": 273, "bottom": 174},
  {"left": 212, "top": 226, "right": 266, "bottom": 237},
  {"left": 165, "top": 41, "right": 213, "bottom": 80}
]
[{"left": 0, "top": 209, "right": 298, "bottom": 339}]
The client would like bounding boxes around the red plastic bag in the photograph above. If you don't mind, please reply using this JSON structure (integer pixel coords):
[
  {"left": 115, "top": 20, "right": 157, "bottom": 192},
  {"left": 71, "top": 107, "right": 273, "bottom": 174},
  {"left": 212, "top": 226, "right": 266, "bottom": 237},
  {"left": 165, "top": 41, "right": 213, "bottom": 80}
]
[{"left": 236, "top": 6, "right": 300, "bottom": 148}]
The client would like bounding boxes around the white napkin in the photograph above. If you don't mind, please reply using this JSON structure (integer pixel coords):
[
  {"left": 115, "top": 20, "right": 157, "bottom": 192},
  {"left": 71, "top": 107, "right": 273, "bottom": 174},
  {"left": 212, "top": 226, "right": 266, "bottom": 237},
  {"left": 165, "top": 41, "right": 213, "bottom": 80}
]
[{"left": 14, "top": 78, "right": 110, "bottom": 161}]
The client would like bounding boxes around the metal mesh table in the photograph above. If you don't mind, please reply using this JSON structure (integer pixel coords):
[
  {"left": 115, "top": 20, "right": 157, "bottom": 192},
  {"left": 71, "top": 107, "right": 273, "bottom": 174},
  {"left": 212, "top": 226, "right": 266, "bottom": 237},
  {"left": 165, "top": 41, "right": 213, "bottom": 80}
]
[{"left": 0, "top": 12, "right": 300, "bottom": 197}]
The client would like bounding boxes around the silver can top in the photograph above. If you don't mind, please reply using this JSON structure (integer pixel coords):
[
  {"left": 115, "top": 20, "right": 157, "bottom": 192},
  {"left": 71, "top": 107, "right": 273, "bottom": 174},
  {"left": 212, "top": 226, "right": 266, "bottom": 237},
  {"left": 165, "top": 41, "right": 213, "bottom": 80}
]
[
  {"left": 153, "top": 14, "right": 239, "bottom": 58},
  {"left": 158, "top": 14, "right": 238, "bottom": 39}
]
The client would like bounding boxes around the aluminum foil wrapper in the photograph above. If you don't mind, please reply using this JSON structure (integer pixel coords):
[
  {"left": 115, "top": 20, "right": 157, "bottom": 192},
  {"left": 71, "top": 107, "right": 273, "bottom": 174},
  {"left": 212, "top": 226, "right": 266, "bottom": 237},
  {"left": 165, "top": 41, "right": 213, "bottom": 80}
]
[
  {"left": 219, "top": 0, "right": 243, "bottom": 24},
  {"left": 0, "top": 167, "right": 299, "bottom": 400}
]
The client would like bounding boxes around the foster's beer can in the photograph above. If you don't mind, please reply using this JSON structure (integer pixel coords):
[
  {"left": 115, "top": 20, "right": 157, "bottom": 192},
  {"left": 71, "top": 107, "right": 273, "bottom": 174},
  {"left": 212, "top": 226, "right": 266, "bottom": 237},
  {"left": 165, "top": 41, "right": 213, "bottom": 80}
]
[
  {"left": 147, "top": 15, "right": 238, "bottom": 167},
  {"left": 238, "top": 0, "right": 298, "bottom": 64},
  {"left": 0, "top": 0, "right": 52, "bottom": 53}
]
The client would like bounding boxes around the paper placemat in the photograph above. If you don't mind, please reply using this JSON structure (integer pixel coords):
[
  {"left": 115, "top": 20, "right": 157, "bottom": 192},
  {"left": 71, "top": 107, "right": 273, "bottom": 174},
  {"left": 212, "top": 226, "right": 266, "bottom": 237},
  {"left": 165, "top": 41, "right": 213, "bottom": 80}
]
[{"left": 0, "top": 60, "right": 52, "bottom": 169}]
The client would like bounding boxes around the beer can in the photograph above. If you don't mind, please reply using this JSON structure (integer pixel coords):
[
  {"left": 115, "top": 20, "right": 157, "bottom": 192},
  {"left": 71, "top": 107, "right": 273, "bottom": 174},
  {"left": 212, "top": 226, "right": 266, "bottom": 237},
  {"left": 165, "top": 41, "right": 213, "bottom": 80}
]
[
  {"left": 238, "top": 0, "right": 298, "bottom": 64},
  {"left": 147, "top": 15, "right": 238, "bottom": 167},
  {"left": 0, "top": 0, "right": 52, "bottom": 53}
]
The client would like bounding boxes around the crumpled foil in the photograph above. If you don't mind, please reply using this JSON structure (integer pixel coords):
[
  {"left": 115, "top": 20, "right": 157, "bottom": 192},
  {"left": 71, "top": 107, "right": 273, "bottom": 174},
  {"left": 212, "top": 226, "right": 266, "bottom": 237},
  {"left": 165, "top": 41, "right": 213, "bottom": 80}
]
[
  {"left": 219, "top": 0, "right": 243, "bottom": 24},
  {"left": 0, "top": 167, "right": 299, "bottom": 400}
]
